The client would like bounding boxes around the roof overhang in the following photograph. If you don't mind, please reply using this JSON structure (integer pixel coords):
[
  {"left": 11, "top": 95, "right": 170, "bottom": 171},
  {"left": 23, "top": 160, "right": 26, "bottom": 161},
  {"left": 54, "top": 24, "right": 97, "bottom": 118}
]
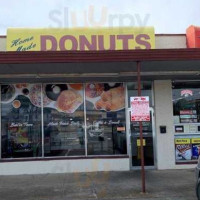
[{"left": 0, "top": 48, "right": 200, "bottom": 83}]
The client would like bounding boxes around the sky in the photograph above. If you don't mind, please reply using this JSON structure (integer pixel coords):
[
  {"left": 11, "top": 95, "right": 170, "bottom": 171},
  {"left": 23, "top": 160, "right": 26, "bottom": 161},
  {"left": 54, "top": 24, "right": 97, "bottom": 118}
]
[{"left": 0, "top": 0, "right": 200, "bottom": 35}]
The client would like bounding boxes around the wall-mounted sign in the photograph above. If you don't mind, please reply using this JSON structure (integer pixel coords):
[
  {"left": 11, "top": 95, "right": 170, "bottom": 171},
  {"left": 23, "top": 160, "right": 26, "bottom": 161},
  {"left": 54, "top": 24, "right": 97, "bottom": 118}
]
[
  {"left": 117, "top": 127, "right": 126, "bottom": 131},
  {"left": 189, "top": 124, "right": 198, "bottom": 133},
  {"left": 137, "top": 139, "right": 146, "bottom": 146},
  {"left": 130, "top": 96, "right": 150, "bottom": 122},
  {"left": 6, "top": 27, "right": 155, "bottom": 51},
  {"left": 175, "top": 138, "right": 190, "bottom": 144},
  {"left": 180, "top": 110, "right": 196, "bottom": 115},
  {"left": 181, "top": 89, "right": 193, "bottom": 97},
  {"left": 175, "top": 125, "right": 184, "bottom": 133},
  {"left": 191, "top": 138, "right": 200, "bottom": 144}
]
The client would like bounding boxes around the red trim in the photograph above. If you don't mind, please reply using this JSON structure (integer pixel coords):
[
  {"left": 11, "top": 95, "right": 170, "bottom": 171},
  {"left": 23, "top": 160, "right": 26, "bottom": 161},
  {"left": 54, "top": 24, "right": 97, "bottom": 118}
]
[
  {"left": 0, "top": 36, "right": 6, "bottom": 38},
  {"left": 0, "top": 48, "right": 200, "bottom": 64},
  {"left": 0, "top": 155, "right": 129, "bottom": 163}
]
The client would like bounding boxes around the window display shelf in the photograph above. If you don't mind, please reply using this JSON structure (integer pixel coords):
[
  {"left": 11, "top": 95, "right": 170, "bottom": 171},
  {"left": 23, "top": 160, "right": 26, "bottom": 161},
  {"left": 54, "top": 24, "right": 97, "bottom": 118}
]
[
  {"left": 176, "top": 160, "right": 198, "bottom": 165},
  {"left": 174, "top": 123, "right": 200, "bottom": 125},
  {"left": 175, "top": 133, "right": 200, "bottom": 136}
]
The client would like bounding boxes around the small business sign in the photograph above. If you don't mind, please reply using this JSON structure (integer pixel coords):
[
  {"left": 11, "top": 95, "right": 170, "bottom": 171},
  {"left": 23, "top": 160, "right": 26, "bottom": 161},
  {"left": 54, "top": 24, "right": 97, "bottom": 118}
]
[
  {"left": 180, "top": 110, "right": 196, "bottom": 115},
  {"left": 175, "top": 138, "right": 190, "bottom": 144},
  {"left": 6, "top": 27, "right": 155, "bottom": 51},
  {"left": 130, "top": 96, "right": 150, "bottom": 122},
  {"left": 175, "top": 125, "right": 184, "bottom": 133},
  {"left": 191, "top": 138, "right": 200, "bottom": 144},
  {"left": 137, "top": 139, "right": 146, "bottom": 146},
  {"left": 181, "top": 89, "right": 193, "bottom": 97},
  {"left": 117, "top": 127, "right": 126, "bottom": 131}
]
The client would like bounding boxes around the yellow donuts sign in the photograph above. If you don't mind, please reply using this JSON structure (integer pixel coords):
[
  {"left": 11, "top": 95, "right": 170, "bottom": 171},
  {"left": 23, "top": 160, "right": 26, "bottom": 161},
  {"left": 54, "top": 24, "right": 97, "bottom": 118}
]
[{"left": 6, "top": 27, "right": 155, "bottom": 51}]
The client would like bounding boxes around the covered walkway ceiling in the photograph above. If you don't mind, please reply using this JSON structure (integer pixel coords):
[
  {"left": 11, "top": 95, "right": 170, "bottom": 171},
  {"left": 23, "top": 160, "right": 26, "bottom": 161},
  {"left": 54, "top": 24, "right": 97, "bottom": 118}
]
[{"left": 0, "top": 48, "right": 200, "bottom": 83}]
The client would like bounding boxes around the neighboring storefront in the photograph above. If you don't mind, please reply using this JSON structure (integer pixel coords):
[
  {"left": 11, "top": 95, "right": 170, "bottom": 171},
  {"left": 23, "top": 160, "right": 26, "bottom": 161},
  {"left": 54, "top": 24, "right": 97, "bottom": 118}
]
[
  {"left": 0, "top": 26, "right": 199, "bottom": 175},
  {"left": 173, "top": 81, "right": 200, "bottom": 164}
]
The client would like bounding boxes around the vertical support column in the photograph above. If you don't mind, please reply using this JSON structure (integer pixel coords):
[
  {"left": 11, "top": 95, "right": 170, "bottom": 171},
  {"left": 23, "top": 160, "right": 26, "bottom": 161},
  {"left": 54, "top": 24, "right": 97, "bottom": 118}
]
[
  {"left": 41, "top": 84, "right": 44, "bottom": 157},
  {"left": 154, "top": 80, "right": 174, "bottom": 169},
  {"left": 0, "top": 85, "right": 1, "bottom": 159},
  {"left": 83, "top": 84, "right": 88, "bottom": 156},
  {"left": 137, "top": 61, "right": 146, "bottom": 193}
]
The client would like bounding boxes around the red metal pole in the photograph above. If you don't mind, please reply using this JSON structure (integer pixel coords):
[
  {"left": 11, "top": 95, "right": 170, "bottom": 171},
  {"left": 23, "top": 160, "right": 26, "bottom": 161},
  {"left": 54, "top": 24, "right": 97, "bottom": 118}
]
[{"left": 137, "top": 61, "right": 146, "bottom": 193}]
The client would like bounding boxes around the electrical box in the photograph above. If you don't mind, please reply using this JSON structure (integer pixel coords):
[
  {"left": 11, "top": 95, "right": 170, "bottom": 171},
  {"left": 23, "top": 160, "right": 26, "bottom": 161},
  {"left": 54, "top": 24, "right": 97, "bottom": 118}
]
[{"left": 160, "top": 126, "right": 167, "bottom": 134}]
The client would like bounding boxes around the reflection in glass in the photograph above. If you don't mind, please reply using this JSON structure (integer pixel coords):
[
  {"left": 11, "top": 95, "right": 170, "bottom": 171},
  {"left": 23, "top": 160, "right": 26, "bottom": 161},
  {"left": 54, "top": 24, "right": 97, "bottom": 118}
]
[
  {"left": 43, "top": 84, "right": 85, "bottom": 156},
  {"left": 130, "top": 113, "right": 154, "bottom": 166},
  {"left": 1, "top": 84, "right": 42, "bottom": 158},
  {"left": 172, "top": 82, "right": 200, "bottom": 123},
  {"left": 86, "top": 83, "right": 127, "bottom": 155},
  {"left": 127, "top": 82, "right": 152, "bottom": 107}
]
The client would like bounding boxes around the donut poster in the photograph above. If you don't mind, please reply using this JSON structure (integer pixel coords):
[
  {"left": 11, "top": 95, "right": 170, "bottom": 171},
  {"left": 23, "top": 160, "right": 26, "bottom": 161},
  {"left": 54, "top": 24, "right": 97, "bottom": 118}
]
[
  {"left": 1, "top": 83, "right": 125, "bottom": 114},
  {"left": 1, "top": 83, "right": 41, "bottom": 108},
  {"left": 85, "top": 83, "right": 125, "bottom": 112},
  {"left": 44, "top": 83, "right": 125, "bottom": 113},
  {"left": 43, "top": 84, "right": 84, "bottom": 113}
]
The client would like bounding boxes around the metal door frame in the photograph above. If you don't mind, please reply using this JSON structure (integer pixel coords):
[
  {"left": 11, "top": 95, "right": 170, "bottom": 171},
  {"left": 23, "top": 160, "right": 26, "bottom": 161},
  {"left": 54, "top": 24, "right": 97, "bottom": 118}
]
[{"left": 126, "top": 107, "right": 157, "bottom": 170}]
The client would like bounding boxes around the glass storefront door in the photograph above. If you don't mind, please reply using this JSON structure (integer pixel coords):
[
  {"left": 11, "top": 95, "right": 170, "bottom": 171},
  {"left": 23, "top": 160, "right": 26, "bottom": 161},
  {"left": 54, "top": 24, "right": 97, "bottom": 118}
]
[
  {"left": 126, "top": 82, "right": 155, "bottom": 168},
  {"left": 127, "top": 107, "right": 155, "bottom": 168}
]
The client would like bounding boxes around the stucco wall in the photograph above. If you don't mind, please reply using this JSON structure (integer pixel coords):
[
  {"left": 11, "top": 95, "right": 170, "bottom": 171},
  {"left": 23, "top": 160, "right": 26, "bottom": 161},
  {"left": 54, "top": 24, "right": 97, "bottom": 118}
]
[
  {"left": 154, "top": 80, "right": 196, "bottom": 170},
  {"left": 0, "top": 158, "right": 129, "bottom": 175},
  {"left": 0, "top": 37, "right": 6, "bottom": 51},
  {"left": 155, "top": 35, "right": 186, "bottom": 49},
  {"left": 154, "top": 80, "right": 175, "bottom": 169}
]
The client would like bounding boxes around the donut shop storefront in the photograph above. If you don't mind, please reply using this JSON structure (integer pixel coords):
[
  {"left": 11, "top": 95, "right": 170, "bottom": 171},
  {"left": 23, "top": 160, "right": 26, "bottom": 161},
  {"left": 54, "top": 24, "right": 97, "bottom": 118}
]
[{"left": 0, "top": 27, "right": 200, "bottom": 175}]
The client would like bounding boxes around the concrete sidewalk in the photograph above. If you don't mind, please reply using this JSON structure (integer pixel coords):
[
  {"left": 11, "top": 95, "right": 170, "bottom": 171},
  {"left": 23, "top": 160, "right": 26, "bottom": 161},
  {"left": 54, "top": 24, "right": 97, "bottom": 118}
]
[{"left": 0, "top": 169, "right": 197, "bottom": 200}]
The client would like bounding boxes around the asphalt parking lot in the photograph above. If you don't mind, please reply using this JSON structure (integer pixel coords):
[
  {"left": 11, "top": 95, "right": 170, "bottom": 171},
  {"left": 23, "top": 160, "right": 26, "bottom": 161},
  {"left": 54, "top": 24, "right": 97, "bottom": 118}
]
[{"left": 0, "top": 169, "right": 197, "bottom": 200}]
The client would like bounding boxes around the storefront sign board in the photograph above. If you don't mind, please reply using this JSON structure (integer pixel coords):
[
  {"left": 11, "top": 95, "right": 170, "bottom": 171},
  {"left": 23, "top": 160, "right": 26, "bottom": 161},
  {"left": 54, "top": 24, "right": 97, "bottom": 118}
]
[{"left": 6, "top": 27, "right": 155, "bottom": 51}]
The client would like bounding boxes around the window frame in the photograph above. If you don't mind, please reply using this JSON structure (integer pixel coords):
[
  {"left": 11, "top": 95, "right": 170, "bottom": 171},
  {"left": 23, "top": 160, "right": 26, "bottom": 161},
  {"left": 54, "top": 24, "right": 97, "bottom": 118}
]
[{"left": 0, "top": 82, "right": 129, "bottom": 161}]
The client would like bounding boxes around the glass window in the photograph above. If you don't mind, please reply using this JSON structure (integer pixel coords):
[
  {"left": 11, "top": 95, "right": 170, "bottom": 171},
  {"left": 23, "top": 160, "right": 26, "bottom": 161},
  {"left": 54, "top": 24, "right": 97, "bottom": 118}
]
[
  {"left": 172, "top": 81, "right": 200, "bottom": 163},
  {"left": 85, "top": 83, "right": 127, "bottom": 155},
  {"left": 1, "top": 84, "right": 42, "bottom": 158},
  {"left": 1, "top": 82, "right": 128, "bottom": 159},
  {"left": 172, "top": 82, "right": 200, "bottom": 123},
  {"left": 43, "top": 84, "right": 85, "bottom": 157}
]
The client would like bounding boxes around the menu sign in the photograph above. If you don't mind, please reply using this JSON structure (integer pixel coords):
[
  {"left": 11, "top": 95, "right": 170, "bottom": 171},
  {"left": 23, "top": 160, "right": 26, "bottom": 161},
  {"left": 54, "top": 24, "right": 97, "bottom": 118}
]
[
  {"left": 179, "top": 110, "right": 197, "bottom": 123},
  {"left": 130, "top": 96, "right": 150, "bottom": 122},
  {"left": 180, "top": 110, "right": 196, "bottom": 115}
]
